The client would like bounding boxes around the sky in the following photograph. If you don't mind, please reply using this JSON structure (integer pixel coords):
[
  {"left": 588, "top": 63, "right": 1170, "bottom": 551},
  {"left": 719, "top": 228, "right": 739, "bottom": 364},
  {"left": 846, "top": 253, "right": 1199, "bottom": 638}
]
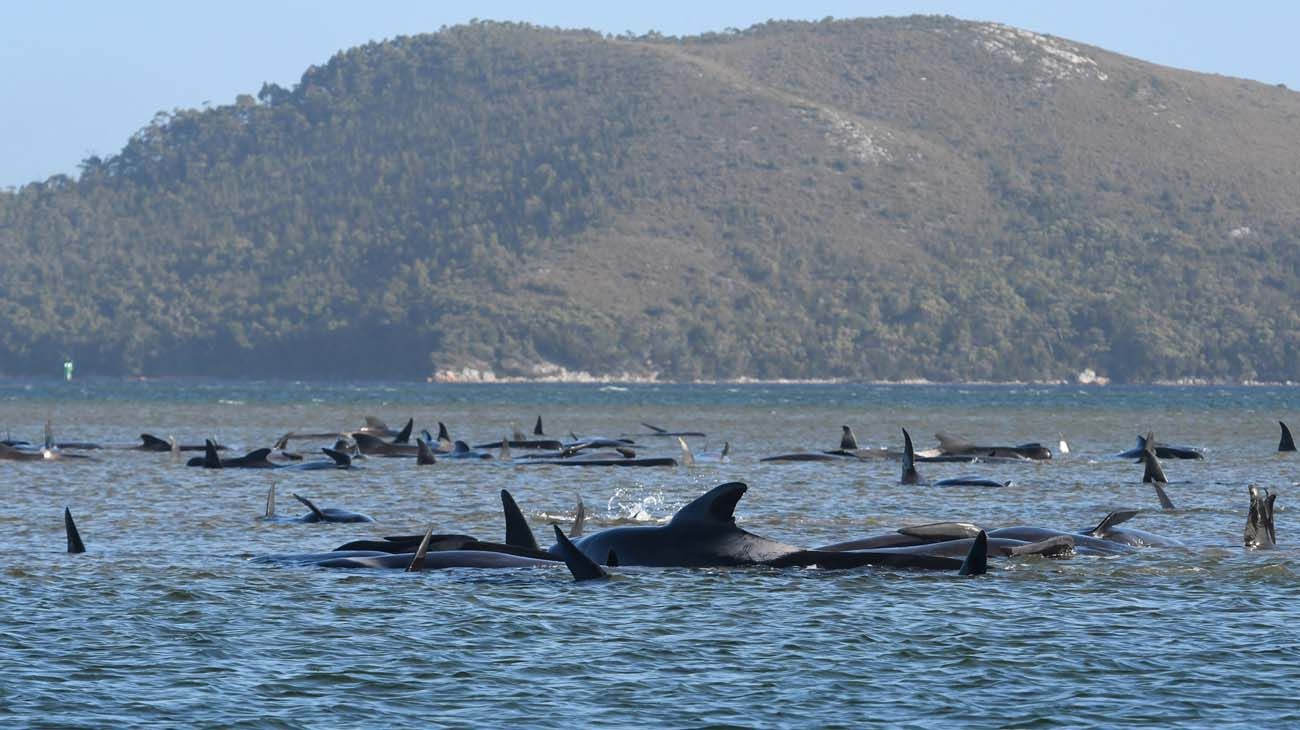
[{"left": 2, "top": 1, "right": 1298, "bottom": 189}]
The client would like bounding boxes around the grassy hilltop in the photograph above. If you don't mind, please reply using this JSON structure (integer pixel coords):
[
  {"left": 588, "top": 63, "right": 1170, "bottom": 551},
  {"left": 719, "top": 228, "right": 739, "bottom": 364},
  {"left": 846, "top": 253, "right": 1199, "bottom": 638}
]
[{"left": 2, "top": 17, "right": 1298, "bottom": 382}]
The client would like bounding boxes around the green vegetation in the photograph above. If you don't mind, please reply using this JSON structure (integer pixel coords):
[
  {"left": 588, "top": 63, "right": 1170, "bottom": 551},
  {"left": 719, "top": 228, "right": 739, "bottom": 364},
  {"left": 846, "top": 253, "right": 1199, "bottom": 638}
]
[{"left": 2, "top": 17, "right": 1298, "bottom": 382}]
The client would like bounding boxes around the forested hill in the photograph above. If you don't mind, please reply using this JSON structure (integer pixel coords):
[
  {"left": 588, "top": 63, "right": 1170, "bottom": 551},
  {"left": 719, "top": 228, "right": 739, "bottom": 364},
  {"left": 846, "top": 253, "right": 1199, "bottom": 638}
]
[{"left": 3, "top": 17, "right": 1299, "bottom": 383}]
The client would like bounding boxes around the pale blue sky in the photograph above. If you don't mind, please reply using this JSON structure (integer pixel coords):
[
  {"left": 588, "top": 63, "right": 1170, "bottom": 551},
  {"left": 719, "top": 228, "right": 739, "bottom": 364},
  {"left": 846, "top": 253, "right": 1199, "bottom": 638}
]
[{"left": 2, "top": 1, "right": 1296, "bottom": 189}]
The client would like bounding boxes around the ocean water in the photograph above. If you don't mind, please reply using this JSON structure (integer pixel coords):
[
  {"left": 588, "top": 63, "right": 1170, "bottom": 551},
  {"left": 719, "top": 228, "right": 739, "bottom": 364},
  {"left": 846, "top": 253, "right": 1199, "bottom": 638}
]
[{"left": 2, "top": 379, "right": 1298, "bottom": 728}]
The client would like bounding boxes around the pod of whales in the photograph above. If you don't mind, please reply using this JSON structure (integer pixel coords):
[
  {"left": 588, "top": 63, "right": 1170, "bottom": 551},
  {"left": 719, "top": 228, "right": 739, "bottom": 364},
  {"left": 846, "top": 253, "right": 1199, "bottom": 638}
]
[
  {"left": 1117, "top": 434, "right": 1204, "bottom": 460},
  {"left": 901, "top": 429, "right": 1009, "bottom": 487}
]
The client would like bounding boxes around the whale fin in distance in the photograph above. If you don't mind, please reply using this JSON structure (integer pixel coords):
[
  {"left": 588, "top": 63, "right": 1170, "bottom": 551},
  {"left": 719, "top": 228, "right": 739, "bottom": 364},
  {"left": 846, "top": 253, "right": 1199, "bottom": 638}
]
[
  {"left": 571, "top": 496, "right": 586, "bottom": 538},
  {"left": 677, "top": 437, "right": 695, "bottom": 467},
  {"left": 65, "top": 507, "right": 86, "bottom": 553},
  {"left": 1280, "top": 421, "right": 1296, "bottom": 452}
]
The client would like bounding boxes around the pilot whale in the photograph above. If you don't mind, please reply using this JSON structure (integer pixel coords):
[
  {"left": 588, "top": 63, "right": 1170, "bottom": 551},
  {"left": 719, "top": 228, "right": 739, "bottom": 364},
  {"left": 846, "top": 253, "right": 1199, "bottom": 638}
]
[
  {"left": 547, "top": 481, "right": 984, "bottom": 573},
  {"left": 901, "top": 429, "right": 1009, "bottom": 487}
]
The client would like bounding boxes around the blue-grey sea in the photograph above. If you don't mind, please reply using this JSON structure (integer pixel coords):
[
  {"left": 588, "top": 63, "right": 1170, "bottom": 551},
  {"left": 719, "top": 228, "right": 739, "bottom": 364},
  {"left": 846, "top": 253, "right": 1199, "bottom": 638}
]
[{"left": 2, "top": 379, "right": 1298, "bottom": 728}]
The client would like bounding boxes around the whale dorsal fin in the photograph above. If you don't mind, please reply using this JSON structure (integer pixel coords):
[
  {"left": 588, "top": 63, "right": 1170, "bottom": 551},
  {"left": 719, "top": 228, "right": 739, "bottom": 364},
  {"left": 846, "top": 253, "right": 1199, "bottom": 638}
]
[
  {"left": 437, "top": 422, "right": 451, "bottom": 446},
  {"left": 552, "top": 525, "right": 607, "bottom": 581},
  {"left": 244, "top": 448, "right": 272, "bottom": 463},
  {"left": 273, "top": 432, "right": 291, "bottom": 450},
  {"left": 293, "top": 493, "right": 327, "bottom": 521},
  {"left": 570, "top": 496, "right": 586, "bottom": 538},
  {"left": 534, "top": 416, "right": 545, "bottom": 436},
  {"left": 1152, "top": 482, "right": 1175, "bottom": 510},
  {"left": 322, "top": 448, "right": 351, "bottom": 467},
  {"left": 1085, "top": 510, "right": 1140, "bottom": 537},
  {"left": 1281, "top": 421, "right": 1297, "bottom": 452},
  {"left": 265, "top": 483, "right": 276, "bottom": 518},
  {"left": 203, "top": 439, "right": 222, "bottom": 468},
  {"left": 140, "top": 433, "right": 169, "bottom": 449},
  {"left": 453, "top": 440, "right": 471, "bottom": 454},
  {"left": 405, "top": 525, "right": 437, "bottom": 572},
  {"left": 840, "top": 425, "right": 859, "bottom": 451},
  {"left": 416, "top": 438, "right": 437, "bottom": 465},
  {"left": 393, "top": 418, "right": 413, "bottom": 444},
  {"left": 500, "top": 490, "right": 540, "bottom": 551},
  {"left": 958, "top": 530, "right": 988, "bottom": 576},
  {"left": 64, "top": 507, "right": 86, "bottom": 554},
  {"left": 677, "top": 437, "right": 695, "bottom": 467},
  {"left": 901, "top": 428, "right": 920, "bottom": 484},
  {"left": 669, "top": 482, "right": 747, "bottom": 526},
  {"left": 1009, "top": 534, "right": 1075, "bottom": 557},
  {"left": 641, "top": 423, "right": 667, "bottom": 434}
]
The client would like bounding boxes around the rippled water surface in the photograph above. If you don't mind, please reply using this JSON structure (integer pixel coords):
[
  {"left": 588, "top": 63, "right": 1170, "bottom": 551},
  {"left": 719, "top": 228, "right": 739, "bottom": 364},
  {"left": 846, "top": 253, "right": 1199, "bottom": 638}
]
[{"left": 3, "top": 379, "right": 1299, "bottom": 728}]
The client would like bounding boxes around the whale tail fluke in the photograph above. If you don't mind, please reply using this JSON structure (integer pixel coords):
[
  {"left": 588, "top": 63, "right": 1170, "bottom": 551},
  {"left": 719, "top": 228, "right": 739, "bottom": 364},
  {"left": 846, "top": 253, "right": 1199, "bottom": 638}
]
[
  {"left": 416, "top": 438, "right": 437, "bottom": 465},
  {"left": 1140, "top": 432, "right": 1168, "bottom": 484},
  {"left": 292, "top": 493, "right": 326, "bottom": 521},
  {"left": 840, "top": 425, "right": 859, "bottom": 451},
  {"left": 501, "top": 490, "right": 540, "bottom": 551},
  {"left": 552, "top": 525, "right": 608, "bottom": 581},
  {"left": 1152, "top": 482, "right": 1176, "bottom": 510},
  {"left": 901, "top": 428, "right": 920, "bottom": 485},
  {"left": 571, "top": 496, "right": 586, "bottom": 538},
  {"left": 202, "top": 439, "right": 222, "bottom": 469},
  {"left": 1245, "top": 486, "right": 1278, "bottom": 549},
  {"left": 322, "top": 448, "right": 352, "bottom": 467},
  {"left": 1280, "top": 421, "right": 1296, "bottom": 452},
  {"left": 677, "top": 437, "right": 696, "bottom": 467},
  {"left": 64, "top": 507, "right": 86, "bottom": 554},
  {"left": 405, "top": 525, "right": 437, "bottom": 572},
  {"left": 1085, "top": 510, "right": 1140, "bottom": 537}
]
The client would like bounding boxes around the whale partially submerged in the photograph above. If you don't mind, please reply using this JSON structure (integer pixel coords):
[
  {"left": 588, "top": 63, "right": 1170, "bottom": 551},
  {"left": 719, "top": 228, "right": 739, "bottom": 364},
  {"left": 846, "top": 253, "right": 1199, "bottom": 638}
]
[{"left": 551, "top": 481, "right": 984, "bottom": 573}]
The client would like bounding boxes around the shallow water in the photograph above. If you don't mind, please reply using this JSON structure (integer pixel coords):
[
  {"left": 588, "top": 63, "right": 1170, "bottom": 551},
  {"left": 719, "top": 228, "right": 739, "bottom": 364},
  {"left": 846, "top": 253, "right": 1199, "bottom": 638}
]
[{"left": 2, "top": 380, "right": 1298, "bottom": 727}]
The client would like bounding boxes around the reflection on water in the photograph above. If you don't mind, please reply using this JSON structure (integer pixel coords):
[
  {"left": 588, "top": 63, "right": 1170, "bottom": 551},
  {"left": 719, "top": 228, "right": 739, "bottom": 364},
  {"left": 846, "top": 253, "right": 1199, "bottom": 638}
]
[{"left": 2, "top": 379, "right": 1299, "bottom": 727}]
